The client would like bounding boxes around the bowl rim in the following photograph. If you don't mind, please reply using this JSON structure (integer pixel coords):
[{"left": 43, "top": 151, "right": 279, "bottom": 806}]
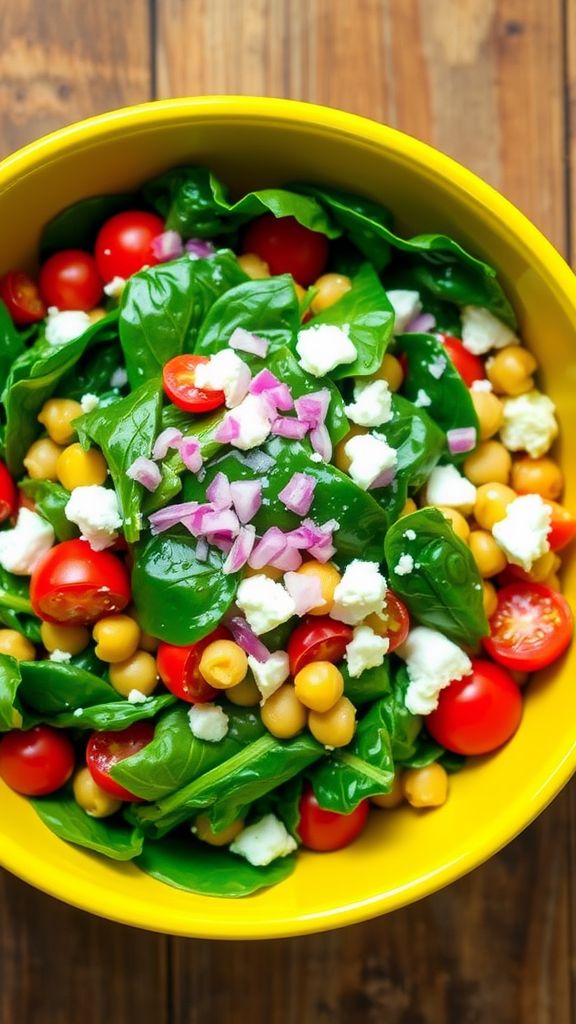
[{"left": 1, "top": 95, "right": 575, "bottom": 939}]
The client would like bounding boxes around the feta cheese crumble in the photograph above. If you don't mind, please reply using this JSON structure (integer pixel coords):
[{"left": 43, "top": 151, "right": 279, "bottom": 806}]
[
  {"left": 49, "top": 649, "right": 72, "bottom": 663},
  {"left": 500, "top": 390, "right": 558, "bottom": 458},
  {"left": 45, "top": 307, "right": 91, "bottom": 347},
  {"left": 414, "top": 389, "right": 432, "bottom": 408},
  {"left": 187, "top": 703, "right": 229, "bottom": 742},
  {"left": 398, "top": 626, "right": 472, "bottom": 715},
  {"left": 345, "top": 625, "right": 389, "bottom": 678},
  {"left": 310, "top": 452, "right": 323, "bottom": 463},
  {"left": 64, "top": 485, "right": 122, "bottom": 551},
  {"left": 110, "top": 367, "right": 128, "bottom": 389},
  {"left": 247, "top": 651, "right": 290, "bottom": 704},
  {"left": 403, "top": 529, "right": 416, "bottom": 541},
  {"left": 344, "top": 432, "right": 397, "bottom": 491},
  {"left": 236, "top": 575, "right": 296, "bottom": 635},
  {"left": 0, "top": 508, "right": 54, "bottom": 575},
  {"left": 461, "top": 306, "right": 518, "bottom": 355},
  {"left": 194, "top": 349, "right": 251, "bottom": 408},
  {"left": 424, "top": 464, "right": 477, "bottom": 513},
  {"left": 429, "top": 355, "right": 447, "bottom": 380},
  {"left": 395, "top": 554, "right": 414, "bottom": 576},
  {"left": 344, "top": 379, "right": 393, "bottom": 428},
  {"left": 224, "top": 393, "right": 271, "bottom": 451},
  {"left": 104, "top": 276, "right": 126, "bottom": 298},
  {"left": 331, "top": 560, "right": 387, "bottom": 625},
  {"left": 296, "top": 323, "right": 357, "bottom": 377},
  {"left": 80, "top": 393, "right": 100, "bottom": 413},
  {"left": 386, "top": 289, "right": 422, "bottom": 334},
  {"left": 128, "top": 689, "right": 149, "bottom": 704},
  {"left": 471, "top": 379, "right": 493, "bottom": 393},
  {"left": 230, "top": 814, "right": 297, "bottom": 866},
  {"left": 492, "top": 494, "right": 551, "bottom": 571}
]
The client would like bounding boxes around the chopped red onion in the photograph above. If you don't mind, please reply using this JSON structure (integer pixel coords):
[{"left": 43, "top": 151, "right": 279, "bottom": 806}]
[
  {"left": 180, "top": 437, "right": 203, "bottom": 473},
  {"left": 229, "top": 480, "right": 262, "bottom": 523},
  {"left": 368, "top": 467, "right": 397, "bottom": 490},
  {"left": 206, "top": 533, "right": 234, "bottom": 554},
  {"left": 206, "top": 472, "right": 232, "bottom": 510},
  {"left": 149, "top": 501, "right": 199, "bottom": 534},
  {"left": 249, "top": 369, "right": 282, "bottom": 395},
  {"left": 222, "top": 525, "right": 257, "bottom": 574},
  {"left": 182, "top": 503, "right": 213, "bottom": 535},
  {"left": 151, "top": 230, "right": 184, "bottom": 262},
  {"left": 152, "top": 427, "right": 183, "bottom": 461},
  {"left": 271, "top": 416, "right": 310, "bottom": 440},
  {"left": 270, "top": 547, "right": 303, "bottom": 571},
  {"left": 405, "top": 312, "right": 436, "bottom": 333},
  {"left": 294, "top": 389, "right": 330, "bottom": 428},
  {"left": 269, "top": 384, "right": 294, "bottom": 411},
  {"left": 215, "top": 416, "right": 240, "bottom": 443},
  {"left": 228, "top": 616, "right": 271, "bottom": 663},
  {"left": 195, "top": 537, "right": 209, "bottom": 562},
  {"left": 186, "top": 239, "right": 215, "bottom": 258},
  {"left": 310, "top": 423, "right": 332, "bottom": 462},
  {"left": 447, "top": 427, "right": 477, "bottom": 455},
  {"left": 284, "top": 572, "right": 325, "bottom": 615},
  {"left": 308, "top": 537, "right": 337, "bottom": 563},
  {"left": 126, "top": 456, "right": 162, "bottom": 492},
  {"left": 229, "top": 327, "right": 269, "bottom": 358},
  {"left": 197, "top": 508, "right": 240, "bottom": 536},
  {"left": 278, "top": 472, "right": 316, "bottom": 515},
  {"left": 248, "top": 527, "right": 287, "bottom": 569}
]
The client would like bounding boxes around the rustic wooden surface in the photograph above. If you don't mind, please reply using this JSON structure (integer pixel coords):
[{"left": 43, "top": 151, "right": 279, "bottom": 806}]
[{"left": 0, "top": 1, "right": 574, "bottom": 1021}]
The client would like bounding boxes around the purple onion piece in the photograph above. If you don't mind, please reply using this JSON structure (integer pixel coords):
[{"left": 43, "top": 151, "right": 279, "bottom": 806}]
[{"left": 228, "top": 616, "right": 271, "bottom": 663}]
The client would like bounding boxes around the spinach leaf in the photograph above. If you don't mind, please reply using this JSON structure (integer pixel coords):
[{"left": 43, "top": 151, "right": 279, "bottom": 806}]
[
  {"left": 253, "top": 776, "right": 304, "bottom": 839},
  {"left": 397, "top": 734, "right": 445, "bottom": 769},
  {"left": 195, "top": 275, "right": 300, "bottom": 357},
  {"left": 131, "top": 532, "right": 239, "bottom": 645},
  {"left": 292, "top": 185, "right": 393, "bottom": 270},
  {"left": 264, "top": 346, "right": 349, "bottom": 444},
  {"left": 40, "top": 194, "right": 136, "bottom": 256},
  {"left": 387, "top": 260, "right": 516, "bottom": 329},
  {"left": 16, "top": 659, "right": 121, "bottom": 714},
  {"left": 19, "top": 479, "right": 78, "bottom": 541},
  {"left": 119, "top": 251, "right": 247, "bottom": 387},
  {"left": 58, "top": 342, "right": 122, "bottom": 401},
  {"left": 0, "top": 570, "right": 40, "bottom": 641},
  {"left": 136, "top": 837, "right": 295, "bottom": 897},
  {"left": 75, "top": 379, "right": 162, "bottom": 541},
  {"left": 30, "top": 791, "right": 144, "bottom": 860},
  {"left": 0, "top": 301, "right": 25, "bottom": 383},
  {"left": 311, "top": 699, "right": 395, "bottom": 813},
  {"left": 373, "top": 394, "right": 445, "bottom": 520},
  {"left": 378, "top": 665, "right": 423, "bottom": 763},
  {"left": 342, "top": 659, "right": 391, "bottom": 706},
  {"left": 0, "top": 655, "right": 23, "bottom": 730},
  {"left": 48, "top": 695, "right": 174, "bottom": 731},
  {"left": 384, "top": 508, "right": 489, "bottom": 645}
]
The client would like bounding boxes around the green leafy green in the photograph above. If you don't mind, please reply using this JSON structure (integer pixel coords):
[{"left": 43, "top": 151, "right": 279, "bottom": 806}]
[
  {"left": 48, "top": 695, "right": 174, "bottom": 731},
  {"left": 195, "top": 275, "right": 300, "bottom": 356},
  {"left": 30, "top": 792, "right": 144, "bottom": 860},
  {"left": 58, "top": 343, "right": 123, "bottom": 401},
  {"left": 19, "top": 479, "right": 78, "bottom": 541},
  {"left": 40, "top": 194, "right": 136, "bottom": 256},
  {"left": 0, "top": 301, "right": 25, "bottom": 383},
  {"left": 0, "top": 655, "right": 24, "bottom": 730},
  {"left": 387, "top": 260, "right": 516, "bottom": 329},
  {"left": 292, "top": 186, "right": 393, "bottom": 269},
  {"left": 378, "top": 665, "right": 423, "bottom": 763},
  {"left": 136, "top": 837, "right": 295, "bottom": 897},
  {"left": 0, "top": 570, "right": 40, "bottom": 642},
  {"left": 311, "top": 699, "right": 395, "bottom": 813},
  {"left": 373, "top": 394, "right": 445, "bottom": 520},
  {"left": 342, "top": 659, "right": 391, "bottom": 706}
]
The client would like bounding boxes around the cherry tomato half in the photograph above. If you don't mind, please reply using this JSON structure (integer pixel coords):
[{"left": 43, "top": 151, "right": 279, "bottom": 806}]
[
  {"left": 0, "top": 460, "right": 18, "bottom": 523},
  {"left": 379, "top": 592, "right": 411, "bottom": 653},
  {"left": 427, "top": 658, "right": 522, "bottom": 755},
  {"left": 30, "top": 539, "right": 131, "bottom": 626},
  {"left": 287, "top": 617, "right": 353, "bottom": 676},
  {"left": 437, "top": 333, "right": 486, "bottom": 387},
  {"left": 0, "top": 725, "right": 75, "bottom": 796},
  {"left": 162, "top": 354, "right": 225, "bottom": 414},
  {"left": 242, "top": 214, "right": 329, "bottom": 286},
  {"left": 545, "top": 501, "right": 576, "bottom": 552},
  {"left": 86, "top": 722, "right": 154, "bottom": 801},
  {"left": 297, "top": 785, "right": 369, "bottom": 851},
  {"left": 39, "top": 249, "right": 103, "bottom": 311},
  {"left": 94, "top": 210, "right": 165, "bottom": 282},
  {"left": 157, "top": 626, "right": 232, "bottom": 703},
  {"left": 483, "top": 582, "right": 573, "bottom": 672},
  {"left": 0, "top": 270, "right": 46, "bottom": 325}
]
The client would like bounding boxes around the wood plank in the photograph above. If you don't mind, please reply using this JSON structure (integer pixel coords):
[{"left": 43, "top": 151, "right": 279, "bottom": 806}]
[{"left": 566, "top": 0, "right": 576, "bottom": 265}]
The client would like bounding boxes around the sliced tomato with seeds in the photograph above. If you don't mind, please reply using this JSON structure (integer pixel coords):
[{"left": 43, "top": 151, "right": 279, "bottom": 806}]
[
  {"left": 366, "top": 592, "right": 410, "bottom": 653},
  {"left": 157, "top": 626, "right": 232, "bottom": 703},
  {"left": 483, "top": 582, "right": 573, "bottom": 672},
  {"left": 30, "top": 540, "right": 131, "bottom": 626},
  {"left": 0, "top": 270, "right": 46, "bottom": 325},
  {"left": 162, "top": 354, "right": 225, "bottom": 414},
  {"left": 287, "top": 617, "right": 353, "bottom": 676},
  {"left": 86, "top": 722, "right": 154, "bottom": 801}
]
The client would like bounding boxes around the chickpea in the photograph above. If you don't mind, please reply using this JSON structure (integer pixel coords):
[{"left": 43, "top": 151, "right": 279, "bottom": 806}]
[
  {"left": 73, "top": 767, "right": 122, "bottom": 818},
  {"left": 139, "top": 631, "right": 159, "bottom": 653},
  {"left": 0, "top": 629, "right": 35, "bottom": 661},
  {"left": 486, "top": 346, "right": 537, "bottom": 396},
  {"left": 511, "top": 457, "right": 563, "bottom": 501},
  {"left": 470, "top": 389, "right": 504, "bottom": 440},
  {"left": 310, "top": 273, "right": 352, "bottom": 314},
  {"left": 372, "top": 353, "right": 404, "bottom": 392},
  {"left": 463, "top": 441, "right": 512, "bottom": 486},
  {"left": 542, "top": 571, "right": 562, "bottom": 591},
  {"left": 308, "top": 696, "right": 357, "bottom": 748},
  {"left": 37, "top": 398, "right": 83, "bottom": 446},
  {"left": 109, "top": 650, "right": 158, "bottom": 698},
  {"left": 41, "top": 621, "right": 89, "bottom": 655},
  {"left": 244, "top": 564, "right": 284, "bottom": 581},
  {"left": 260, "top": 684, "right": 308, "bottom": 738},
  {"left": 199, "top": 639, "right": 247, "bottom": 689},
  {"left": 88, "top": 307, "right": 107, "bottom": 324},
  {"left": 23, "top": 437, "right": 64, "bottom": 481},
  {"left": 226, "top": 674, "right": 261, "bottom": 707},
  {"left": 474, "top": 482, "right": 516, "bottom": 530},
  {"left": 520, "top": 550, "right": 559, "bottom": 583},
  {"left": 56, "top": 443, "right": 107, "bottom": 489},
  {"left": 468, "top": 530, "right": 508, "bottom": 577},
  {"left": 399, "top": 497, "right": 418, "bottom": 517},
  {"left": 237, "top": 253, "right": 270, "bottom": 279},
  {"left": 482, "top": 580, "right": 498, "bottom": 618},
  {"left": 402, "top": 763, "right": 448, "bottom": 808},
  {"left": 294, "top": 560, "right": 341, "bottom": 615},
  {"left": 93, "top": 615, "right": 141, "bottom": 663},
  {"left": 436, "top": 506, "right": 470, "bottom": 543},
  {"left": 334, "top": 425, "right": 367, "bottom": 473},
  {"left": 195, "top": 813, "right": 244, "bottom": 847},
  {"left": 294, "top": 661, "right": 344, "bottom": 712},
  {"left": 372, "top": 773, "right": 404, "bottom": 809}
]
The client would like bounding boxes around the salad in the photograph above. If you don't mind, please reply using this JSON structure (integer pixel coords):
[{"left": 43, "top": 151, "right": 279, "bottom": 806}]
[{"left": 0, "top": 167, "right": 573, "bottom": 898}]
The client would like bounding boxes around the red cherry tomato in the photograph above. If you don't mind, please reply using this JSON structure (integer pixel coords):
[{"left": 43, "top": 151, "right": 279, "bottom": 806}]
[
  {"left": 39, "top": 249, "right": 103, "bottom": 311},
  {"left": 0, "top": 460, "right": 18, "bottom": 523},
  {"left": 544, "top": 501, "right": 576, "bottom": 552},
  {"left": 162, "top": 354, "right": 225, "bottom": 414},
  {"left": 380, "top": 592, "right": 411, "bottom": 653},
  {"left": 0, "top": 270, "right": 46, "bottom": 325},
  {"left": 94, "top": 210, "right": 165, "bottom": 282},
  {"left": 157, "top": 626, "right": 232, "bottom": 703},
  {"left": 242, "top": 214, "right": 329, "bottom": 286},
  {"left": 482, "top": 582, "right": 573, "bottom": 672},
  {"left": 0, "top": 725, "right": 75, "bottom": 796},
  {"left": 297, "top": 785, "right": 369, "bottom": 851},
  {"left": 287, "top": 617, "right": 353, "bottom": 676},
  {"left": 30, "top": 539, "right": 131, "bottom": 626},
  {"left": 427, "top": 658, "right": 522, "bottom": 755},
  {"left": 86, "top": 722, "right": 154, "bottom": 801},
  {"left": 437, "top": 333, "right": 486, "bottom": 387}
]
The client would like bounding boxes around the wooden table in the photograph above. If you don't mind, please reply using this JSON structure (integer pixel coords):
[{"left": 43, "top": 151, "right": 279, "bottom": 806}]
[{"left": 0, "top": 2, "right": 575, "bottom": 1020}]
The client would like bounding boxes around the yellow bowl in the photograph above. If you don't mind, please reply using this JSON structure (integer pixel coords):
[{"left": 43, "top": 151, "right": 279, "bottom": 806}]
[{"left": 1, "top": 97, "right": 576, "bottom": 938}]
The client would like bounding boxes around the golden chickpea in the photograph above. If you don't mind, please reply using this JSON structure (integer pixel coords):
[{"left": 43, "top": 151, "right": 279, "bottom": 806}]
[
  {"left": 73, "top": 767, "right": 122, "bottom": 818},
  {"left": 226, "top": 674, "right": 261, "bottom": 707},
  {"left": 486, "top": 346, "right": 537, "bottom": 396},
  {"left": 399, "top": 497, "right": 418, "bottom": 517},
  {"left": 468, "top": 530, "right": 508, "bottom": 578},
  {"left": 199, "top": 639, "right": 248, "bottom": 689},
  {"left": 0, "top": 629, "right": 35, "bottom": 661},
  {"left": 260, "top": 684, "right": 308, "bottom": 738},
  {"left": 519, "top": 550, "right": 559, "bottom": 583},
  {"left": 372, "top": 353, "right": 404, "bottom": 392},
  {"left": 41, "top": 621, "right": 89, "bottom": 655},
  {"left": 308, "top": 696, "right": 357, "bottom": 748},
  {"left": 372, "top": 773, "right": 404, "bottom": 809},
  {"left": 294, "top": 560, "right": 341, "bottom": 615},
  {"left": 88, "top": 307, "right": 107, "bottom": 324},
  {"left": 463, "top": 441, "right": 512, "bottom": 486},
  {"left": 237, "top": 253, "right": 270, "bottom": 279},
  {"left": 93, "top": 615, "right": 141, "bottom": 663},
  {"left": 109, "top": 650, "right": 158, "bottom": 698},
  {"left": 474, "top": 482, "right": 516, "bottom": 530},
  {"left": 294, "top": 661, "right": 344, "bottom": 713},
  {"left": 542, "top": 571, "right": 562, "bottom": 591},
  {"left": 139, "top": 632, "right": 159, "bottom": 653},
  {"left": 402, "top": 763, "right": 448, "bottom": 808},
  {"left": 436, "top": 506, "right": 470, "bottom": 543},
  {"left": 243, "top": 564, "right": 284, "bottom": 582},
  {"left": 23, "top": 437, "right": 64, "bottom": 481},
  {"left": 37, "top": 398, "right": 83, "bottom": 446},
  {"left": 482, "top": 580, "right": 498, "bottom": 618},
  {"left": 511, "top": 457, "right": 564, "bottom": 501},
  {"left": 56, "top": 443, "right": 108, "bottom": 489},
  {"left": 334, "top": 425, "right": 367, "bottom": 473},
  {"left": 310, "top": 273, "right": 352, "bottom": 314},
  {"left": 194, "top": 813, "right": 244, "bottom": 847},
  {"left": 470, "top": 389, "right": 504, "bottom": 440}
]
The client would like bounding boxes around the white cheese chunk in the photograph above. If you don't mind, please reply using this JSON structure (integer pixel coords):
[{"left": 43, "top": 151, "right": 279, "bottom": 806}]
[
  {"left": 499, "top": 390, "right": 558, "bottom": 458},
  {"left": 414, "top": 389, "right": 432, "bottom": 408},
  {"left": 230, "top": 814, "right": 297, "bottom": 866},
  {"left": 103, "top": 276, "right": 126, "bottom": 298},
  {"left": 492, "top": 494, "right": 551, "bottom": 571},
  {"left": 187, "top": 703, "right": 229, "bottom": 742},
  {"left": 398, "top": 626, "right": 472, "bottom": 715},
  {"left": 194, "top": 348, "right": 251, "bottom": 408},
  {"left": 0, "top": 508, "right": 54, "bottom": 575},
  {"left": 424, "top": 464, "right": 477, "bottom": 513},
  {"left": 344, "top": 432, "right": 397, "bottom": 491},
  {"left": 127, "top": 689, "right": 149, "bottom": 705},
  {"left": 471, "top": 379, "right": 493, "bottom": 393},
  {"left": 236, "top": 575, "right": 296, "bottom": 635},
  {"left": 223, "top": 393, "right": 272, "bottom": 451},
  {"left": 64, "top": 485, "right": 122, "bottom": 551},
  {"left": 49, "top": 649, "right": 72, "bottom": 663},
  {"left": 45, "top": 307, "right": 91, "bottom": 347},
  {"left": 386, "top": 289, "right": 422, "bottom": 334},
  {"left": 345, "top": 625, "right": 389, "bottom": 678},
  {"left": 345, "top": 379, "right": 393, "bottom": 428},
  {"left": 247, "top": 651, "right": 290, "bottom": 704},
  {"left": 296, "top": 323, "right": 357, "bottom": 377},
  {"left": 461, "top": 306, "right": 518, "bottom": 355},
  {"left": 80, "top": 393, "right": 100, "bottom": 413},
  {"left": 331, "top": 560, "right": 387, "bottom": 625},
  {"left": 110, "top": 367, "right": 128, "bottom": 389},
  {"left": 395, "top": 554, "right": 414, "bottom": 576}
]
